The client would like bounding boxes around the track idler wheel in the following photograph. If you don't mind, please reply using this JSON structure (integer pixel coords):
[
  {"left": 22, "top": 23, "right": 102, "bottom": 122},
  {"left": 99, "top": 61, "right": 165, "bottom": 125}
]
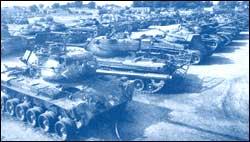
[
  {"left": 26, "top": 107, "right": 44, "bottom": 127},
  {"left": 55, "top": 118, "right": 76, "bottom": 140},
  {"left": 6, "top": 98, "right": 20, "bottom": 116},
  {"left": 144, "top": 79, "right": 165, "bottom": 93},
  {"left": 133, "top": 79, "right": 145, "bottom": 92},
  {"left": 38, "top": 111, "right": 57, "bottom": 132}
]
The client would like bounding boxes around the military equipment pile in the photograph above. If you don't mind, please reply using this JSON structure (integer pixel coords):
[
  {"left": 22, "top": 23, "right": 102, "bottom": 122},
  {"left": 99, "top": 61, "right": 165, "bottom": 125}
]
[{"left": 1, "top": 1, "right": 249, "bottom": 140}]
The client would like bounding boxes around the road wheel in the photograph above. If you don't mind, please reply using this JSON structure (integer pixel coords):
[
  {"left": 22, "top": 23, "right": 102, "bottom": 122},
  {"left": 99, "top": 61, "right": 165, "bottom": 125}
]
[
  {"left": 15, "top": 102, "right": 30, "bottom": 121},
  {"left": 55, "top": 118, "right": 76, "bottom": 140},
  {"left": 38, "top": 111, "right": 57, "bottom": 132},
  {"left": 26, "top": 107, "right": 43, "bottom": 127}
]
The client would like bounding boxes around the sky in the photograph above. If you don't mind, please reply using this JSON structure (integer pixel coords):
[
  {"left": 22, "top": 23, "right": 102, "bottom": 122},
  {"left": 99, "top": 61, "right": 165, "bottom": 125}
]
[{"left": 1, "top": 1, "right": 133, "bottom": 8}]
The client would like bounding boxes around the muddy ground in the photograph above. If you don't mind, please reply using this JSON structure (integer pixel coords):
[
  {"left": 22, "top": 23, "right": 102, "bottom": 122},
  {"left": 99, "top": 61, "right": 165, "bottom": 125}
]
[{"left": 1, "top": 31, "right": 249, "bottom": 141}]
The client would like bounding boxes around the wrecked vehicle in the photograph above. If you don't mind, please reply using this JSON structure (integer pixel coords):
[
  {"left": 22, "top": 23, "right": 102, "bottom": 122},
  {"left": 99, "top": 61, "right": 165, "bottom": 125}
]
[
  {"left": 148, "top": 24, "right": 216, "bottom": 64},
  {"left": 86, "top": 34, "right": 192, "bottom": 93},
  {"left": 1, "top": 45, "right": 134, "bottom": 140}
]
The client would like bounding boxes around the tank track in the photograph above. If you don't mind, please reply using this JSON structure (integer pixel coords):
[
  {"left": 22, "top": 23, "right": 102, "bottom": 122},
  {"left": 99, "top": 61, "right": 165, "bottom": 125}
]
[{"left": 1, "top": 86, "right": 128, "bottom": 140}]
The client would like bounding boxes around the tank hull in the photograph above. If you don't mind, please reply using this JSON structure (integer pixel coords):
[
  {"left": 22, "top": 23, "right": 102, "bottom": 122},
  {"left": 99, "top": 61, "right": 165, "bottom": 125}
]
[{"left": 1, "top": 72, "right": 133, "bottom": 140}]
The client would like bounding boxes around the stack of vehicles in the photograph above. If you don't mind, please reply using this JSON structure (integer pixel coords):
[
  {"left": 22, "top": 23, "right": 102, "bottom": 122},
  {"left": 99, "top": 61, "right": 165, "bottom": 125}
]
[
  {"left": 2, "top": 5, "right": 248, "bottom": 92},
  {"left": 1, "top": 2, "right": 249, "bottom": 141},
  {"left": 146, "top": 10, "right": 248, "bottom": 64}
]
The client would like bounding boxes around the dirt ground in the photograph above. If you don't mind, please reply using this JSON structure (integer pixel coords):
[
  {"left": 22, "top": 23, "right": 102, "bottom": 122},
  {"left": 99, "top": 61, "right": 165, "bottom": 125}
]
[{"left": 1, "top": 31, "right": 249, "bottom": 141}]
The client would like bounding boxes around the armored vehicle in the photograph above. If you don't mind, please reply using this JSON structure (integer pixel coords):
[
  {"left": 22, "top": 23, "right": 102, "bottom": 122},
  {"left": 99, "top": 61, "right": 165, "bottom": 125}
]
[
  {"left": 1, "top": 24, "right": 10, "bottom": 39},
  {"left": 26, "top": 41, "right": 190, "bottom": 93},
  {"left": 86, "top": 35, "right": 192, "bottom": 93},
  {"left": 189, "top": 19, "right": 239, "bottom": 48},
  {"left": 211, "top": 14, "right": 245, "bottom": 46},
  {"left": 1, "top": 24, "right": 37, "bottom": 56},
  {"left": 148, "top": 24, "right": 214, "bottom": 64},
  {"left": 1, "top": 35, "right": 30, "bottom": 56},
  {"left": 181, "top": 11, "right": 248, "bottom": 51},
  {"left": 86, "top": 31, "right": 196, "bottom": 61},
  {"left": 1, "top": 45, "right": 134, "bottom": 140}
]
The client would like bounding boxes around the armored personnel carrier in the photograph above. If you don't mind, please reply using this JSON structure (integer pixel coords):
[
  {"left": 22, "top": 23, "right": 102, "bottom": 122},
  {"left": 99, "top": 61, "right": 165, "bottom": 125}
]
[{"left": 1, "top": 45, "right": 134, "bottom": 140}]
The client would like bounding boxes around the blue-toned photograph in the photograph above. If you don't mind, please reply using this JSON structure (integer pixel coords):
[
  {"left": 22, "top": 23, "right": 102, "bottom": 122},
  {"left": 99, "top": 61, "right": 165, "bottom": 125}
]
[{"left": 1, "top": 1, "right": 249, "bottom": 141}]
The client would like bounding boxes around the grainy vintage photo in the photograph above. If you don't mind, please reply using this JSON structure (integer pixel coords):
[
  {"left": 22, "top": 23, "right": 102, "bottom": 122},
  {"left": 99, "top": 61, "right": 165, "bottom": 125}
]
[{"left": 1, "top": 1, "right": 249, "bottom": 141}]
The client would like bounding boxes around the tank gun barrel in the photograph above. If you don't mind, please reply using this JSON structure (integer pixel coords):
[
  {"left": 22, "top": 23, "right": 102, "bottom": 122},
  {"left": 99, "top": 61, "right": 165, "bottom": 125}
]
[{"left": 96, "top": 69, "right": 172, "bottom": 80}]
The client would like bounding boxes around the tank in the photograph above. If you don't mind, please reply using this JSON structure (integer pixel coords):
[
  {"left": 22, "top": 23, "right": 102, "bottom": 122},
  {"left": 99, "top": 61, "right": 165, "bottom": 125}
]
[
  {"left": 180, "top": 11, "right": 247, "bottom": 51},
  {"left": 69, "top": 17, "right": 113, "bottom": 40},
  {"left": 178, "top": 21, "right": 220, "bottom": 49},
  {"left": 1, "top": 35, "right": 30, "bottom": 56},
  {"left": 1, "top": 15, "right": 29, "bottom": 24},
  {"left": 87, "top": 28, "right": 203, "bottom": 64},
  {"left": 86, "top": 35, "right": 192, "bottom": 93},
  {"left": 37, "top": 18, "right": 100, "bottom": 45},
  {"left": 19, "top": 22, "right": 48, "bottom": 36},
  {"left": 66, "top": 26, "right": 97, "bottom": 44},
  {"left": 148, "top": 24, "right": 213, "bottom": 64},
  {"left": 1, "top": 24, "right": 10, "bottom": 39},
  {"left": 1, "top": 24, "right": 37, "bottom": 56},
  {"left": 1, "top": 45, "right": 134, "bottom": 140},
  {"left": 195, "top": 18, "right": 239, "bottom": 47},
  {"left": 211, "top": 15, "right": 242, "bottom": 46}
]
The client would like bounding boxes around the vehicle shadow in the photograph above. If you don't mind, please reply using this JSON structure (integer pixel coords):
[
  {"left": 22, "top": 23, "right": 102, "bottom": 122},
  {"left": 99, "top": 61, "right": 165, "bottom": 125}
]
[
  {"left": 160, "top": 74, "right": 203, "bottom": 94},
  {"left": 73, "top": 101, "right": 172, "bottom": 141},
  {"left": 235, "top": 33, "right": 249, "bottom": 40},
  {"left": 108, "top": 101, "right": 172, "bottom": 141},
  {"left": 201, "top": 55, "right": 234, "bottom": 65},
  {"left": 214, "top": 46, "right": 240, "bottom": 53},
  {"left": 73, "top": 100, "right": 246, "bottom": 141},
  {"left": 228, "top": 41, "right": 248, "bottom": 46},
  {"left": 163, "top": 119, "right": 246, "bottom": 141},
  {"left": 159, "top": 74, "right": 224, "bottom": 95}
]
